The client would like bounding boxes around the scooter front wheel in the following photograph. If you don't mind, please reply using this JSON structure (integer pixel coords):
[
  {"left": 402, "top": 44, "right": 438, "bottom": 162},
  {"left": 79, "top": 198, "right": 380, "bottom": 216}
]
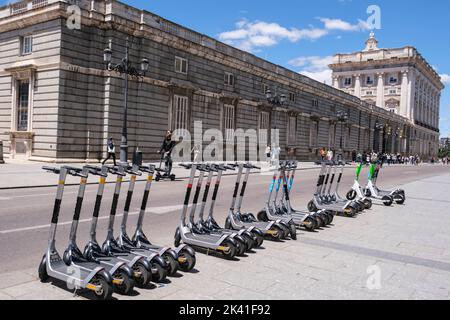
[
  {"left": 257, "top": 210, "right": 269, "bottom": 222},
  {"left": 91, "top": 274, "right": 113, "bottom": 300},
  {"left": 364, "top": 199, "right": 373, "bottom": 210},
  {"left": 113, "top": 269, "right": 135, "bottom": 295},
  {"left": 307, "top": 200, "right": 318, "bottom": 213},
  {"left": 151, "top": 260, "right": 168, "bottom": 283},
  {"left": 251, "top": 230, "right": 264, "bottom": 248},
  {"left": 346, "top": 190, "right": 357, "bottom": 201},
  {"left": 164, "top": 253, "right": 179, "bottom": 276},
  {"left": 382, "top": 196, "right": 393, "bottom": 207},
  {"left": 303, "top": 216, "right": 316, "bottom": 232},
  {"left": 289, "top": 223, "right": 297, "bottom": 240},
  {"left": 394, "top": 194, "right": 405, "bottom": 205},
  {"left": 38, "top": 255, "right": 49, "bottom": 282},
  {"left": 178, "top": 251, "right": 196, "bottom": 272}
]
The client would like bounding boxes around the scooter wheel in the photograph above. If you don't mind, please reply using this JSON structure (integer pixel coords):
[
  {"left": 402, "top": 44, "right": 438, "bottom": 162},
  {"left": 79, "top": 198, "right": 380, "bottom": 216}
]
[
  {"left": 38, "top": 255, "right": 49, "bottom": 282},
  {"left": 113, "top": 269, "right": 135, "bottom": 295},
  {"left": 257, "top": 210, "right": 269, "bottom": 222},
  {"left": 346, "top": 190, "right": 357, "bottom": 201},
  {"left": 221, "top": 240, "right": 237, "bottom": 260},
  {"left": 303, "top": 216, "right": 317, "bottom": 232},
  {"left": 133, "top": 262, "right": 152, "bottom": 288},
  {"left": 155, "top": 174, "right": 161, "bottom": 182},
  {"left": 270, "top": 225, "right": 284, "bottom": 241},
  {"left": 280, "top": 224, "right": 290, "bottom": 239},
  {"left": 151, "top": 261, "right": 168, "bottom": 283},
  {"left": 91, "top": 274, "right": 113, "bottom": 300},
  {"left": 164, "top": 253, "right": 179, "bottom": 276},
  {"left": 382, "top": 195, "right": 393, "bottom": 207},
  {"left": 289, "top": 223, "right": 297, "bottom": 240},
  {"left": 364, "top": 199, "right": 373, "bottom": 210},
  {"left": 241, "top": 233, "right": 255, "bottom": 251},
  {"left": 320, "top": 213, "right": 330, "bottom": 225},
  {"left": 314, "top": 215, "right": 324, "bottom": 228},
  {"left": 235, "top": 239, "right": 247, "bottom": 256},
  {"left": 170, "top": 175, "right": 176, "bottom": 181},
  {"left": 178, "top": 252, "right": 196, "bottom": 272},
  {"left": 394, "top": 194, "right": 405, "bottom": 205},
  {"left": 251, "top": 231, "right": 264, "bottom": 248},
  {"left": 326, "top": 212, "right": 334, "bottom": 225},
  {"left": 174, "top": 228, "right": 181, "bottom": 247},
  {"left": 307, "top": 201, "right": 318, "bottom": 213},
  {"left": 345, "top": 206, "right": 357, "bottom": 218}
]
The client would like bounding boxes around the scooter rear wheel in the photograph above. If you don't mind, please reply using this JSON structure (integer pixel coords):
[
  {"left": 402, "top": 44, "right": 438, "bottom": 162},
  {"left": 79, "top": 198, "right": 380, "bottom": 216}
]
[
  {"left": 251, "top": 231, "right": 264, "bottom": 248},
  {"left": 91, "top": 274, "right": 113, "bottom": 300},
  {"left": 178, "top": 252, "right": 196, "bottom": 272},
  {"left": 164, "top": 253, "right": 179, "bottom": 276},
  {"left": 241, "top": 233, "right": 255, "bottom": 251},
  {"left": 221, "top": 240, "right": 237, "bottom": 260},
  {"left": 38, "top": 255, "right": 49, "bottom": 282},
  {"left": 303, "top": 216, "right": 317, "bottom": 232},
  {"left": 134, "top": 262, "right": 152, "bottom": 288},
  {"left": 382, "top": 195, "right": 393, "bottom": 206},
  {"left": 394, "top": 194, "right": 405, "bottom": 205},
  {"left": 151, "top": 261, "right": 168, "bottom": 283},
  {"left": 307, "top": 200, "right": 318, "bottom": 213},
  {"left": 364, "top": 199, "right": 373, "bottom": 210},
  {"left": 289, "top": 223, "right": 297, "bottom": 240},
  {"left": 114, "top": 269, "right": 135, "bottom": 295}
]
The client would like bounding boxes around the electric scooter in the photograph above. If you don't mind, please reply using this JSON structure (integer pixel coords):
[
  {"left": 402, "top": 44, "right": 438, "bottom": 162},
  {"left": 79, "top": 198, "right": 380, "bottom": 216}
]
[
  {"left": 115, "top": 164, "right": 169, "bottom": 282},
  {"left": 38, "top": 166, "right": 113, "bottom": 300},
  {"left": 363, "top": 162, "right": 395, "bottom": 206},
  {"left": 132, "top": 164, "right": 197, "bottom": 272},
  {"left": 365, "top": 161, "right": 405, "bottom": 204},
  {"left": 174, "top": 163, "right": 239, "bottom": 259},
  {"left": 224, "top": 163, "right": 287, "bottom": 241},
  {"left": 307, "top": 161, "right": 359, "bottom": 217},
  {"left": 101, "top": 165, "right": 154, "bottom": 287},
  {"left": 81, "top": 165, "right": 135, "bottom": 295},
  {"left": 155, "top": 152, "right": 176, "bottom": 181},
  {"left": 203, "top": 164, "right": 264, "bottom": 249},
  {"left": 345, "top": 162, "right": 374, "bottom": 208},
  {"left": 194, "top": 164, "right": 253, "bottom": 255}
]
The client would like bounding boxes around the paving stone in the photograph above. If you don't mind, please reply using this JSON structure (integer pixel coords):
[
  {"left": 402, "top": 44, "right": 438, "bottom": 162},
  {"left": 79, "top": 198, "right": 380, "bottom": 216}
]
[{"left": 0, "top": 271, "right": 37, "bottom": 290}]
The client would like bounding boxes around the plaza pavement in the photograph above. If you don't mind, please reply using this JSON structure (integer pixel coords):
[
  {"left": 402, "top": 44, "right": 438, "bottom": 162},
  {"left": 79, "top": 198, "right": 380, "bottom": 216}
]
[{"left": 0, "top": 170, "right": 449, "bottom": 300}]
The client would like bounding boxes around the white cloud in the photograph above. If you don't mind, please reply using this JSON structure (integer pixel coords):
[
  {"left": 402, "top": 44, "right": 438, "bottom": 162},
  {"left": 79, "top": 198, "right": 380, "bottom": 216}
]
[
  {"left": 218, "top": 17, "right": 369, "bottom": 52},
  {"left": 319, "top": 18, "right": 370, "bottom": 32},
  {"left": 440, "top": 74, "right": 450, "bottom": 84},
  {"left": 288, "top": 56, "right": 334, "bottom": 84}
]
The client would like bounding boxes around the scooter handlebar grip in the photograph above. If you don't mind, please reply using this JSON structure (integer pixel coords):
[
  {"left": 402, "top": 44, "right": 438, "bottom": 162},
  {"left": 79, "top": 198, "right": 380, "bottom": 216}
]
[
  {"left": 42, "top": 166, "right": 60, "bottom": 174},
  {"left": 180, "top": 163, "right": 192, "bottom": 169}
]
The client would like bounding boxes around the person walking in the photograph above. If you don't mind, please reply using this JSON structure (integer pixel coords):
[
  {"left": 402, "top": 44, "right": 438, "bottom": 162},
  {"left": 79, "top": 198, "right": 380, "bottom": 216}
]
[
  {"left": 102, "top": 138, "right": 117, "bottom": 166},
  {"left": 265, "top": 145, "right": 272, "bottom": 164},
  {"left": 326, "top": 149, "right": 334, "bottom": 161},
  {"left": 320, "top": 147, "right": 326, "bottom": 161}
]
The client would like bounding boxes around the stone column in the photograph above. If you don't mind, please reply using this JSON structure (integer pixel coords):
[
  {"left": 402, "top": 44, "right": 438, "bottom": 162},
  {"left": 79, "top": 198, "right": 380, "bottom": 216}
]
[
  {"left": 407, "top": 71, "right": 416, "bottom": 121},
  {"left": 354, "top": 74, "right": 361, "bottom": 98},
  {"left": 400, "top": 70, "right": 409, "bottom": 117},
  {"left": 332, "top": 76, "right": 339, "bottom": 89},
  {"left": 376, "top": 73, "right": 385, "bottom": 108}
]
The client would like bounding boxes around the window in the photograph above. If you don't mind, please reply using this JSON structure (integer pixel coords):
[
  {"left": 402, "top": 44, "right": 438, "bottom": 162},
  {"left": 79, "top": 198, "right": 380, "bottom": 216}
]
[
  {"left": 389, "top": 89, "right": 397, "bottom": 95},
  {"left": 259, "top": 111, "right": 270, "bottom": 130},
  {"left": 288, "top": 116, "right": 297, "bottom": 145},
  {"left": 21, "top": 35, "right": 33, "bottom": 55},
  {"left": 366, "top": 91, "right": 373, "bottom": 96},
  {"left": 17, "top": 80, "right": 30, "bottom": 131},
  {"left": 312, "top": 99, "right": 319, "bottom": 107},
  {"left": 173, "top": 95, "right": 189, "bottom": 133},
  {"left": 175, "top": 56, "right": 188, "bottom": 74},
  {"left": 389, "top": 76, "right": 398, "bottom": 84},
  {"left": 328, "top": 123, "right": 336, "bottom": 148},
  {"left": 309, "top": 120, "right": 318, "bottom": 147},
  {"left": 262, "top": 83, "right": 269, "bottom": 94},
  {"left": 344, "top": 77, "right": 352, "bottom": 86},
  {"left": 366, "top": 76, "right": 374, "bottom": 85},
  {"left": 223, "top": 104, "right": 235, "bottom": 141},
  {"left": 224, "top": 72, "right": 235, "bottom": 86},
  {"left": 289, "top": 92, "right": 296, "bottom": 102}
]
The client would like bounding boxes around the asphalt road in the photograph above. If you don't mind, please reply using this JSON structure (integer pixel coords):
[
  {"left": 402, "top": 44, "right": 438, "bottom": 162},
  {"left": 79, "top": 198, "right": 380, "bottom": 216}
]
[{"left": 0, "top": 164, "right": 449, "bottom": 275}]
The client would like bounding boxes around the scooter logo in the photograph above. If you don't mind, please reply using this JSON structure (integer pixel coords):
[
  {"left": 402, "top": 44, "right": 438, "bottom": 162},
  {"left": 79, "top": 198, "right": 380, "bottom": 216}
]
[
  {"left": 66, "top": 265, "right": 82, "bottom": 291},
  {"left": 366, "top": 265, "right": 382, "bottom": 290}
]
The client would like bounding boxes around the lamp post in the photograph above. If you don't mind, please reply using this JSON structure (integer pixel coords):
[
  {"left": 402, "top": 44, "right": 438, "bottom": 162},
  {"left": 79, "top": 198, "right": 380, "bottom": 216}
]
[
  {"left": 336, "top": 110, "right": 349, "bottom": 159},
  {"left": 103, "top": 38, "right": 149, "bottom": 164},
  {"left": 374, "top": 122, "right": 384, "bottom": 153},
  {"left": 265, "top": 89, "right": 287, "bottom": 164}
]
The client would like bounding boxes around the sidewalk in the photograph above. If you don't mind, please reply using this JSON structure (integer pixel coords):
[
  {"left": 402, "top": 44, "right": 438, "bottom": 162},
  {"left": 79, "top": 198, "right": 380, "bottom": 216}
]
[{"left": 0, "top": 159, "right": 327, "bottom": 190}]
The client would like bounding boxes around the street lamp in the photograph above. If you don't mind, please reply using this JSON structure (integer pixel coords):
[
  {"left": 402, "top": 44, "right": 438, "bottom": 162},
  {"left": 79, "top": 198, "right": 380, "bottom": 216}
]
[
  {"left": 374, "top": 122, "right": 384, "bottom": 152},
  {"left": 104, "top": 38, "right": 149, "bottom": 164},
  {"left": 266, "top": 90, "right": 287, "bottom": 106},
  {"left": 336, "top": 110, "right": 349, "bottom": 158}
]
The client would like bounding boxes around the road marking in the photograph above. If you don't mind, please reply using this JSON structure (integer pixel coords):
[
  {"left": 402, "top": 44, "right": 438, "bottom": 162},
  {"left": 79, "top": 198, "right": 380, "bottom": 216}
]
[{"left": 0, "top": 204, "right": 187, "bottom": 234}]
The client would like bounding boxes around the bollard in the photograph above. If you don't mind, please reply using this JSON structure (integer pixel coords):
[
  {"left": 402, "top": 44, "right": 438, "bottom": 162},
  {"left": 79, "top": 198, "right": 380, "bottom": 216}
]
[{"left": 132, "top": 147, "right": 143, "bottom": 166}]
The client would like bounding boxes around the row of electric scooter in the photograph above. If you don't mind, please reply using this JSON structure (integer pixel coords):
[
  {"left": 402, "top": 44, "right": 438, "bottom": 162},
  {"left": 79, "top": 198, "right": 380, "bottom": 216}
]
[{"left": 38, "top": 160, "right": 405, "bottom": 300}]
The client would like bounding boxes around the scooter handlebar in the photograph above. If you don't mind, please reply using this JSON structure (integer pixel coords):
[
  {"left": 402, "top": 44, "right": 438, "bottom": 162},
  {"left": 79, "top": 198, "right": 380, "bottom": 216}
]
[
  {"left": 42, "top": 166, "right": 60, "bottom": 174},
  {"left": 139, "top": 165, "right": 156, "bottom": 173},
  {"left": 180, "top": 163, "right": 192, "bottom": 169},
  {"left": 121, "top": 165, "right": 143, "bottom": 176},
  {"left": 105, "top": 166, "right": 126, "bottom": 177}
]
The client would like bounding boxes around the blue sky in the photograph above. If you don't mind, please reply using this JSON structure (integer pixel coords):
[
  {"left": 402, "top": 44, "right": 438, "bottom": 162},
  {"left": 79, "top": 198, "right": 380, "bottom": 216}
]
[{"left": 3, "top": 0, "right": 450, "bottom": 137}]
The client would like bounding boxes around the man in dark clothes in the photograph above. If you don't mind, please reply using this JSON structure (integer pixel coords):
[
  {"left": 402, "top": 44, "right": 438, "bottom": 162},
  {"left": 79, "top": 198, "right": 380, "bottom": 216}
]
[
  {"left": 157, "top": 130, "right": 176, "bottom": 176},
  {"left": 102, "top": 138, "right": 117, "bottom": 166}
]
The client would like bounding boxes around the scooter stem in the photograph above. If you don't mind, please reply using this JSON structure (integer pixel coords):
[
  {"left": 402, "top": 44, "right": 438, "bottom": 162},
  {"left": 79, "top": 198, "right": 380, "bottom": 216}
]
[
  {"left": 68, "top": 167, "right": 89, "bottom": 246},
  {"left": 48, "top": 168, "right": 68, "bottom": 252}
]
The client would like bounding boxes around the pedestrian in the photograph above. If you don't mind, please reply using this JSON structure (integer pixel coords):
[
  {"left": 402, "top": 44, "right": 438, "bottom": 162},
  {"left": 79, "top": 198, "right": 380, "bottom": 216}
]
[
  {"left": 102, "top": 138, "right": 117, "bottom": 166},
  {"left": 326, "top": 149, "right": 334, "bottom": 161},
  {"left": 320, "top": 147, "right": 326, "bottom": 161},
  {"left": 191, "top": 143, "right": 201, "bottom": 162}
]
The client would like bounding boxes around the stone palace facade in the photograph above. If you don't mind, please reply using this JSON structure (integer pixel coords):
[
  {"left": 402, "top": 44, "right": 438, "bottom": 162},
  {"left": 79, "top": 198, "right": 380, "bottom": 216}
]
[
  {"left": 330, "top": 32, "right": 443, "bottom": 158},
  {"left": 0, "top": 0, "right": 441, "bottom": 162}
]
